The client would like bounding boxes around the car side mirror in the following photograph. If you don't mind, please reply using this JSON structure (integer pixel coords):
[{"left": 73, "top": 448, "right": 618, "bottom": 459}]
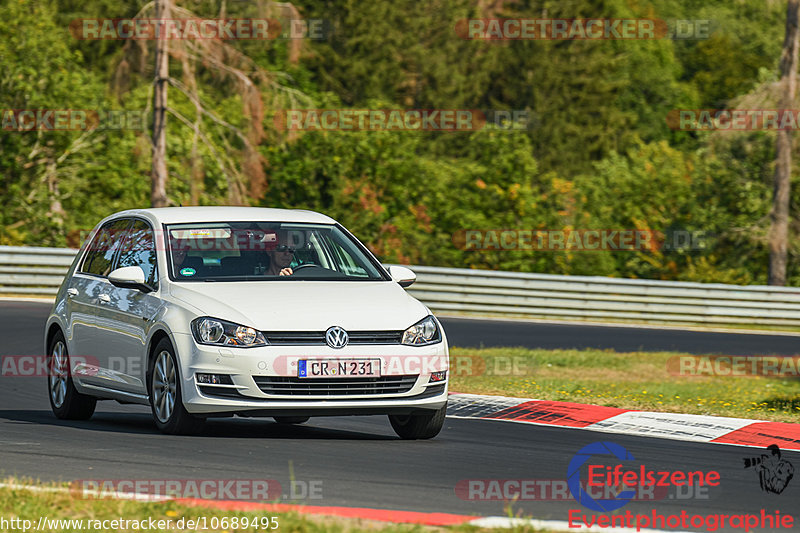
[
  {"left": 387, "top": 265, "right": 416, "bottom": 288},
  {"left": 109, "top": 266, "right": 153, "bottom": 293}
]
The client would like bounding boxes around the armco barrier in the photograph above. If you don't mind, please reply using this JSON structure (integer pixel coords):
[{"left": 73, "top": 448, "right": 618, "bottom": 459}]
[
  {"left": 0, "top": 246, "right": 78, "bottom": 296},
  {"left": 404, "top": 266, "right": 800, "bottom": 327},
  {"left": 2, "top": 246, "right": 800, "bottom": 327}
]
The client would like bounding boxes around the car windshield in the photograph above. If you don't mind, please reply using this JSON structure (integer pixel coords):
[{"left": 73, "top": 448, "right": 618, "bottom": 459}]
[{"left": 166, "top": 222, "right": 386, "bottom": 281}]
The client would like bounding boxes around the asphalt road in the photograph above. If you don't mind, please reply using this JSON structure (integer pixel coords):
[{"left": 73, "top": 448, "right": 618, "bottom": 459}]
[
  {"left": 439, "top": 316, "right": 800, "bottom": 355},
  {"left": 1, "top": 301, "right": 798, "bottom": 530}
]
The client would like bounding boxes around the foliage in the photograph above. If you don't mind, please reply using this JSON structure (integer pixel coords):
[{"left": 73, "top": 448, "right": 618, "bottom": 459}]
[{"left": 0, "top": 0, "right": 796, "bottom": 284}]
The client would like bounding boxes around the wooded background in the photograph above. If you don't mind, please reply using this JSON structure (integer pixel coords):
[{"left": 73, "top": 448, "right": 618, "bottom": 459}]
[{"left": 0, "top": 0, "right": 794, "bottom": 285}]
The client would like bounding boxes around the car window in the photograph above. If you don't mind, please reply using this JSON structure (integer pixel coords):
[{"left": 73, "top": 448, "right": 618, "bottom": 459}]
[
  {"left": 165, "top": 222, "right": 385, "bottom": 281},
  {"left": 315, "top": 230, "right": 371, "bottom": 278},
  {"left": 117, "top": 219, "right": 158, "bottom": 288},
  {"left": 305, "top": 232, "right": 331, "bottom": 269},
  {"left": 80, "top": 218, "right": 133, "bottom": 277}
]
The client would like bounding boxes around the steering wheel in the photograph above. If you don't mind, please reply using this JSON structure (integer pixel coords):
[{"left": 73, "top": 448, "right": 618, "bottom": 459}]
[{"left": 291, "top": 263, "right": 317, "bottom": 271}]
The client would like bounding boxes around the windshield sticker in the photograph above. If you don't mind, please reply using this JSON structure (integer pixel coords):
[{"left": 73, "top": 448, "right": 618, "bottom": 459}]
[
  {"left": 170, "top": 228, "right": 232, "bottom": 239},
  {"left": 179, "top": 267, "right": 196, "bottom": 277}
]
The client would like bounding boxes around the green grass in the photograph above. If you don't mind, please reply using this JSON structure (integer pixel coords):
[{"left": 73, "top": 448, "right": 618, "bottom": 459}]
[
  {"left": 0, "top": 481, "right": 555, "bottom": 533},
  {"left": 449, "top": 347, "right": 800, "bottom": 423}
]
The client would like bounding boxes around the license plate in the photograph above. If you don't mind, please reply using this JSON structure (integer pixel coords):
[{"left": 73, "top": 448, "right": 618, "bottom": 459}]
[{"left": 298, "top": 359, "right": 381, "bottom": 378}]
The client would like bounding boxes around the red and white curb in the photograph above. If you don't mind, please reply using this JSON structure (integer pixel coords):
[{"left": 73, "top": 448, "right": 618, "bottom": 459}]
[
  {"left": 176, "top": 498, "right": 692, "bottom": 532},
  {"left": 446, "top": 392, "right": 800, "bottom": 451}
]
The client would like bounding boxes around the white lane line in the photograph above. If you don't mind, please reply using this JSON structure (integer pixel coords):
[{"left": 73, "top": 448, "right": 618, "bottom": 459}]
[
  {"left": 0, "top": 482, "right": 171, "bottom": 501},
  {"left": 0, "top": 297, "right": 54, "bottom": 303},
  {"left": 0, "top": 483, "right": 68, "bottom": 494}
]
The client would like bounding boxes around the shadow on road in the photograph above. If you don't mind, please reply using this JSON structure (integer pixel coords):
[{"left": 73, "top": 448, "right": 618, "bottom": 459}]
[{"left": 0, "top": 410, "right": 398, "bottom": 440}]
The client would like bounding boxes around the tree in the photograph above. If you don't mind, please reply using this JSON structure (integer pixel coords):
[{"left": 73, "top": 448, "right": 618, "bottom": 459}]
[
  {"left": 151, "top": 0, "right": 170, "bottom": 208},
  {"left": 117, "top": 0, "right": 310, "bottom": 207},
  {"left": 768, "top": 0, "right": 800, "bottom": 285}
]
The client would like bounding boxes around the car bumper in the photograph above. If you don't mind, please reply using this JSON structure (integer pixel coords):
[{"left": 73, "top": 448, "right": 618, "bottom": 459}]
[{"left": 172, "top": 332, "right": 449, "bottom": 417}]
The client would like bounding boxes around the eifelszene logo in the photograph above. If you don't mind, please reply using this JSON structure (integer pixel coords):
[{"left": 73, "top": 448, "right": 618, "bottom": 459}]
[
  {"left": 743, "top": 445, "right": 794, "bottom": 495},
  {"left": 568, "top": 442, "right": 637, "bottom": 512},
  {"left": 568, "top": 441, "right": 721, "bottom": 512}
]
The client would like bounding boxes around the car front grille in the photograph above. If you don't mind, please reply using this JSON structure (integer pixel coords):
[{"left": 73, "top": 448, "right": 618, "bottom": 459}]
[
  {"left": 253, "top": 375, "right": 418, "bottom": 396},
  {"left": 262, "top": 330, "right": 403, "bottom": 345}
]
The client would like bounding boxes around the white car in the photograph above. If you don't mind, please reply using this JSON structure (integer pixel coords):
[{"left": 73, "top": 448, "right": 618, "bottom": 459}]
[{"left": 44, "top": 207, "right": 449, "bottom": 438}]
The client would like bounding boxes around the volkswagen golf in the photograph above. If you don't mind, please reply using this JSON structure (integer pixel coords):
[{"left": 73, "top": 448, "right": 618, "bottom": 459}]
[{"left": 44, "top": 207, "right": 449, "bottom": 438}]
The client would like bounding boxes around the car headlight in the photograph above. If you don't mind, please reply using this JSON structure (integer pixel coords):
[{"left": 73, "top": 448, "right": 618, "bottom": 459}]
[
  {"left": 402, "top": 315, "right": 441, "bottom": 346},
  {"left": 191, "top": 317, "right": 268, "bottom": 347}
]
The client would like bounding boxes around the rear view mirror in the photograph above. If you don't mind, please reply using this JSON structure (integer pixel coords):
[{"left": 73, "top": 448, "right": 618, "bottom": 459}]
[
  {"left": 387, "top": 265, "right": 416, "bottom": 288},
  {"left": 108, "top": 266, "right": 153, "bottom": 293}
]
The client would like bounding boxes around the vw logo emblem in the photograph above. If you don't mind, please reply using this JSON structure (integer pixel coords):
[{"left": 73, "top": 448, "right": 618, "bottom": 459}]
[{"left": 326, "top": 326, "right": 349, "bottom": 349}]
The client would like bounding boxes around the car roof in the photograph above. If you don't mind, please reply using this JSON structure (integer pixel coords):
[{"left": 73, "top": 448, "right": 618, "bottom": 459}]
[{"left": 107, "top": 207, "right": 337, "bottom": 225}]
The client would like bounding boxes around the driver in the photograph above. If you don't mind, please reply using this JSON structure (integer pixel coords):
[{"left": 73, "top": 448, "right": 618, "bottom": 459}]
[
  {"left": 170, "top": 237, "right": 194, "bottom": 275},
  {"left": 263, "top": 230, "right": 294, "bottom": 276}
]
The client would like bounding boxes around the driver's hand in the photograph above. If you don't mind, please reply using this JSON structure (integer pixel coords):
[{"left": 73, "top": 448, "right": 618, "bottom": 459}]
[{"left": 279, "top": 267, "right": 293, "bottom": 276}]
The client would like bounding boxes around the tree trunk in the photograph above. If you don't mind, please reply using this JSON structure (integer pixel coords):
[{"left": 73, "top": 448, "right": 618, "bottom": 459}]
[
  {"left": 180, "top": 52, "right": 204, "bottom": 206},
  {"left": 150, "top": 0, "right": 170, "bottom": 208},
  {"left": 769, "top": 0, "right": 800, "bottom": 285},
  {"left": 189, "top": 102, "right": 203, "bottom": 205}
]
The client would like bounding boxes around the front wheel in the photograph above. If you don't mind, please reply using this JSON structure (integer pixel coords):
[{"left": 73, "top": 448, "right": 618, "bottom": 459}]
[
  {"left": 47, "top": 331, "right": 96, "bottom": 420},
  {"left": 388, "top": 403, "right": 447, "bottom": 440},
  {"left": 149, "top": 338, "right": 203, "bottom": 435}
]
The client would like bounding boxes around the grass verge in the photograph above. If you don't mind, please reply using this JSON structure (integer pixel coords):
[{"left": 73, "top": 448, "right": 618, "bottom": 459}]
[
  {"left": 449, "top": 347, "right": 800, "bottom": 423},
  {"left": 0, "top": 481, "right": 554, "bottom": 533}
]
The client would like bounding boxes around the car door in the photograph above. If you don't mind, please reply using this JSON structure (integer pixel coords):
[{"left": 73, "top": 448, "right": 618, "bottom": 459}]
[
  {"left": 96, "top": 218, "right": 163, "bottom": 395},
  {"left": 66, "top": 217, "right": 132, "bottom": 390}
]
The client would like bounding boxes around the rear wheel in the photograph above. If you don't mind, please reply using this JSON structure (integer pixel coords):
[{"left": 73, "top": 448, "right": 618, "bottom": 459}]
[
  {"left": 389, "top": 403, "right": 447, "bottom": 440},
  {"left": 149, "top": 338, "right": 203, "bottom": 435},
  {"left": 273, "top": 416, "right": 310, "bottom": 425},
  {"left": 47, "top": 331, "right": 96, "bottom": 420}
]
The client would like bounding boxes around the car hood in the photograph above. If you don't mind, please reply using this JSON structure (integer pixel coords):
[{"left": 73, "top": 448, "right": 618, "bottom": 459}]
[{"left": 168, "top": 280, "right": 430, "bottom": 331}]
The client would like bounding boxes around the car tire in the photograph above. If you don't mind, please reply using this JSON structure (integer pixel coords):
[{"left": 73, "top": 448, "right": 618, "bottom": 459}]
[
  {"left": 388, "top": 403, "right": 446, "bottom": 440},
  {"left": 273, "top": 416, "right": 310, "bottom": 425},
  {"left": 148, "top": 338, "right": 204, "bottom": 435},
  {"left": 47, "top": 331, "right": 97, "bottom": 420}
]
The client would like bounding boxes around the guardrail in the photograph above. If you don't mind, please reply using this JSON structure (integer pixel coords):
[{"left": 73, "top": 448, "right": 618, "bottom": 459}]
[
  {"left": 3, "top": 245, "right": 800, "bottom": 328},
  {"left": 404, "top": 266, "right": 800, "bottom": 327},
  {"left": 0, "top": 246, "right": 78, "bottom": 296}
]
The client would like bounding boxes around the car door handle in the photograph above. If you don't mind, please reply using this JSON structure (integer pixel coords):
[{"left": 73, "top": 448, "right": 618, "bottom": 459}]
[
  {"left": 98, "top": 294, "right": 111, "bottom": 304},
  {"left": 67, "top": 288, "right": 78, "bottom": 298}
]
